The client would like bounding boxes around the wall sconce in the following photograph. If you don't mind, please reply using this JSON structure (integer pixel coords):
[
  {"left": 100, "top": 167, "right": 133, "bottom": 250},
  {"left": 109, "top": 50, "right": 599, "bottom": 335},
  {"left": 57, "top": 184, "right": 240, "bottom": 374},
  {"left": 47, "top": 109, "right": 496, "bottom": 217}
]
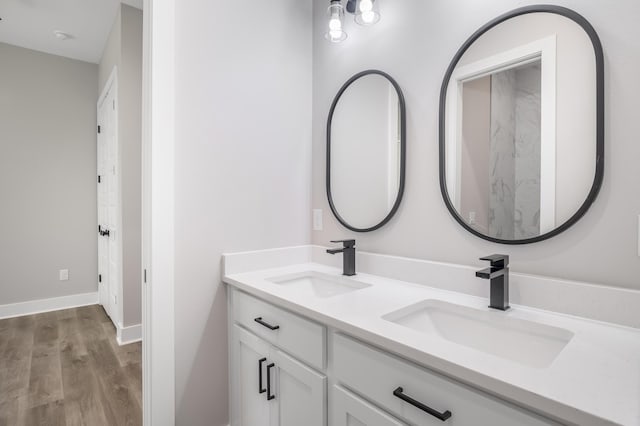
[
  {"left": 326, "top": 0, "right": 381, "bottom": 43},
  {"left": 325, "top": 0, "right": 348, "bottom": 43}
]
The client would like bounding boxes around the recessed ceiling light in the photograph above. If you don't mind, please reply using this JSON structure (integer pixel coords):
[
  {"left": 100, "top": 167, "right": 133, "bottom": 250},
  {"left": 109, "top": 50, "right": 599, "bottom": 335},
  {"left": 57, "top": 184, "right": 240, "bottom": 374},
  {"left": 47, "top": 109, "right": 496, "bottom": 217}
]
[{"left": 53, "top": 31, "right": 74, "bottom": 40}]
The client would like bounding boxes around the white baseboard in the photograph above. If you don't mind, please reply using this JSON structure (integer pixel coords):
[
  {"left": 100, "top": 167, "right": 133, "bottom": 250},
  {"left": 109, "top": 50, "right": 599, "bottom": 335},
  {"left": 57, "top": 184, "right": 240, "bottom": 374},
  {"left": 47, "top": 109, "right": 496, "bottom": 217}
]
[
  {"left": 0, "top": 292, "right": 99, "bottom": 320},
  {"left": 117, "top": 322, "right": 142, "bottom": 346}
]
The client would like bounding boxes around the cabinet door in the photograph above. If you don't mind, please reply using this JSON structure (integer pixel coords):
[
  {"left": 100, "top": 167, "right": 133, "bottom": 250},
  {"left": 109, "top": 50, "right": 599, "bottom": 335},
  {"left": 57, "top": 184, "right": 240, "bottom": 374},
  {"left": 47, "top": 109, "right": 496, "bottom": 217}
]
[
  {"left": 333, "top": 386, "right": 406, "bottom": 426},
  {"left": 269, "top": 348, "right": 326, "bottom": 426},
  {"left": 232, "top": 325, "right": 272, "bottom": 426}
]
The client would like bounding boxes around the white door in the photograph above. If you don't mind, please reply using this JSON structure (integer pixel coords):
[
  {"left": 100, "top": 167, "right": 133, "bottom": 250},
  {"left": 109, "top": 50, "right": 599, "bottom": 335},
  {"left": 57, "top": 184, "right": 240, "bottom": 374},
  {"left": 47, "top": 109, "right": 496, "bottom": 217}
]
[
  {"left": 270, "top": 348, "right": 326, "bottom": 426},
  {"left": 97, "top": 73, "right": 120, "bottom": 322},
  {"left": 97, "top": 99, "right": 109, "bottom": 315},
  {"left": 232, "top": 325, "right": 272, "bottom": 426},
  {"left": 332, "top": 386, "right": 405, "bottom": 426}
]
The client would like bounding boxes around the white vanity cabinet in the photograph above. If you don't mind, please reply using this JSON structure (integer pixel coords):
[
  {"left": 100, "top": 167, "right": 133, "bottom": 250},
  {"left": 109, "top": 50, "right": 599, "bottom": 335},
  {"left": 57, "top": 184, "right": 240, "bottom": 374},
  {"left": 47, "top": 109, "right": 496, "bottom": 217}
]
[
  {"left": 228, "top": 288, "right": 558, "bottom": 426},
  {"left": 229, "top": 291, "right": 327, "bottom": 426}
]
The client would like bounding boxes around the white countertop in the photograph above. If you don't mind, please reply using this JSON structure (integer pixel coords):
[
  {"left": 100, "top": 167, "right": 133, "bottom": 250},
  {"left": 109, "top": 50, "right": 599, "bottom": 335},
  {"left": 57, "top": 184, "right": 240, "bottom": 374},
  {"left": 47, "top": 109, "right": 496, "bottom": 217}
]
[{"left": 224, "top": 262, "right": 640, "bottom": 426}]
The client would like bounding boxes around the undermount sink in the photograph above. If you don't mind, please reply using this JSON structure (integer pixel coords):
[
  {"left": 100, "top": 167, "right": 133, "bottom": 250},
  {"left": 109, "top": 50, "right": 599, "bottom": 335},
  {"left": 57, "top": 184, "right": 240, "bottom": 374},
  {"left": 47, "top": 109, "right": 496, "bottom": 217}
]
[
  {"left": 267, "top": 271, "right": 371, "bottom": 299},
  {"left": 383, "top": 299, "right": 574, "bottom": 368}
]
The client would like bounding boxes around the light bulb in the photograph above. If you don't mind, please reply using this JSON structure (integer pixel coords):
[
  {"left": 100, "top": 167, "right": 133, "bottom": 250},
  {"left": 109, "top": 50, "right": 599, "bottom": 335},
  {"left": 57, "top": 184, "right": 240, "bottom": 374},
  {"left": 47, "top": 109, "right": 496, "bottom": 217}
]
[
  {"left": 329, "top": 17, "right": 342, "bottom": 31},
  {"left": 359, "top": 0, "right": 373, "bottom": 12},
  {"left": 355, "top": 0, "right": 380, "bottom": 26},
  {"left": 361, "top": 10, "right": 375, "bottom": 23}
]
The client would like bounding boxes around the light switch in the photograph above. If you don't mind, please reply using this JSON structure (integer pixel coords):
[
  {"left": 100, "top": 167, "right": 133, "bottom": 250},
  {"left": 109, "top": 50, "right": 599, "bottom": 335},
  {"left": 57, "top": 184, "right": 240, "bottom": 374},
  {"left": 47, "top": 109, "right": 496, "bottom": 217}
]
[
  {"left": 313, "top": 209, "right": 323, "bottom": 231},
  {"left": 59, "top": 269, "right": 69, "bottom": 281}
]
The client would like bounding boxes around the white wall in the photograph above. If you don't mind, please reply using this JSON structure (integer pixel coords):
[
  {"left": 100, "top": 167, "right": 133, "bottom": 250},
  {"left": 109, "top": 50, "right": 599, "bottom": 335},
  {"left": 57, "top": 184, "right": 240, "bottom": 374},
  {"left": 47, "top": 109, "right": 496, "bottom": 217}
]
[
  {"left": 99, "top": 4, "right": 143, "bottom": 327},
  {"left": 0, "top": 43, "right": 98, "bottom": 304},
  {"left": 173, "top": 0, "right": 312, "bottom": 424},
  {"left": 311, "top": 0, "right": 640, "bottom": 290}
]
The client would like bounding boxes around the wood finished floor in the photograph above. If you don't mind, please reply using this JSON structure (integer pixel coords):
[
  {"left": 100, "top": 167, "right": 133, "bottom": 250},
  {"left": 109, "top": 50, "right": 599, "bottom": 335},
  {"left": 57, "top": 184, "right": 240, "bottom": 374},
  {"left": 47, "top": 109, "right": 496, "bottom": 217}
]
[{"left": 0, "top": 305, "right": 142, "bottom": 426}]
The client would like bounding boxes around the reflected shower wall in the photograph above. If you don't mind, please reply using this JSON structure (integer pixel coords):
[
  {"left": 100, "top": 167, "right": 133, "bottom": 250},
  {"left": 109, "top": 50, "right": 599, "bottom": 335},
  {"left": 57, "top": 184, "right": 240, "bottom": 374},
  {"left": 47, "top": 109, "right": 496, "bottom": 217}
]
[{"left": 461, "top": 60, "right": 542, "bottom": 239}]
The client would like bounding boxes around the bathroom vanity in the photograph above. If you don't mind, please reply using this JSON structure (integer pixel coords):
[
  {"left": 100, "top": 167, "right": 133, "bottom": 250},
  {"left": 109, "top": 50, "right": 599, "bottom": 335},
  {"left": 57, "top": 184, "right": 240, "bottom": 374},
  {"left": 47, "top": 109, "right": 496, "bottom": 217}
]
[{"left": 224, "top": 246, "right": 640, "bottom": 426}]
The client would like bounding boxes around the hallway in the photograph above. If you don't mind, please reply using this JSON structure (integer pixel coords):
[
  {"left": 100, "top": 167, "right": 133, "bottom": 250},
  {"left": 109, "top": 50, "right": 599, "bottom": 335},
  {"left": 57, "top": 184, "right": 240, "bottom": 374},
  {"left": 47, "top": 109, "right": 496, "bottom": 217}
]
[{"left": 0, "top": 305, "right": 141, "bottom": 426}]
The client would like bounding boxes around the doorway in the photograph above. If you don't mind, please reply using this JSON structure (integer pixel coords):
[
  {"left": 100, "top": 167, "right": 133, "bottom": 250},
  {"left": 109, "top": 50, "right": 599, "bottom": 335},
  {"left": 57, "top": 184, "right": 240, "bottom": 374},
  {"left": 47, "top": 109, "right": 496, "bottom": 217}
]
[{"left": 97, "top": 70, "right": 121, "bottom": 325}]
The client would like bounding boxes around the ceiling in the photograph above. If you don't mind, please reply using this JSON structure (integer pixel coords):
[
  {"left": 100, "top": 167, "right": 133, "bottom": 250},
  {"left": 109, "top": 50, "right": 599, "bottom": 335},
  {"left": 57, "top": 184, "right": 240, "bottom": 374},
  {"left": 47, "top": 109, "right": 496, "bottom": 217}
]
[{"left": 0, "top": 0, "right": 142, "bottom": 64}]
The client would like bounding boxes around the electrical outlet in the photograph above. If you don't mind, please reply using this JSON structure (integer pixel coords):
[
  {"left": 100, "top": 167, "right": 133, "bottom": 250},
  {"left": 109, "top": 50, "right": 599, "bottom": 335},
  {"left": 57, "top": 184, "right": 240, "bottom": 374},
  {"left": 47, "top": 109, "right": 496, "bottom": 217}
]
[
  {"left": 313, "top": 209, "right": 323, "bottom": 231},
  {"left": 59, "top": 269, "right": 69, "bottom": 281}
]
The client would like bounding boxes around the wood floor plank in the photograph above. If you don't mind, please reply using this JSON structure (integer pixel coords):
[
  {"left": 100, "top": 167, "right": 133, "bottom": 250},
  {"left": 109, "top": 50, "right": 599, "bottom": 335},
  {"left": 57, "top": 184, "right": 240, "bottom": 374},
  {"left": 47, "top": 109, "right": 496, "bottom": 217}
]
[
  {"left": 24, "top": 400, "right": 66, "bottom": 426},
  {"left": 60, "top": 349, "right": 111, "bottom": 426},
  {"left": 86, "top": 339, "right": 142, "bottom": 426},
  {"left": 58, "top": 317, "right": 87, "bottom": 359},
  {"left": 0, "top": 317, "right": 34, "bottom": 405},
  {"left": 28, "top": 343, "right": 64, "bottom": 408},
  {"left": 0, "top": 394, "right": 29, "bottom": 426},
  {"left": 33, "top": 312, "right": 59, "bottom": 350},
  {"left": 55, "top": 309, "right": 77, "bottom": 321},
  {"left": 74, "top": 308, "right": 106, "bottom": 343},
  {"left": 62, "top": 400, "right": 84, "bottom": 426},
  {"left": 123, "top": 362, "right": 142, "bottom": 410}
]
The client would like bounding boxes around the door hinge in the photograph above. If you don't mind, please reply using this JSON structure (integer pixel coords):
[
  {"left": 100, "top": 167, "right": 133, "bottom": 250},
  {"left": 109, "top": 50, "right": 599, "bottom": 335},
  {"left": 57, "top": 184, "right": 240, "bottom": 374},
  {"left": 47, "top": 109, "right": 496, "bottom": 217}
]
[
  {"left": 113, "top": 100, "right": 115, "bottom": 110},
  {"left": 144, "top": 269, "right": 147, "bottom": 283},
  {"left": 98, "top": 274, "right": 102, "bottom": 283},
  {"left": 98, "top": 175, "right": 101, "bottom": 183},
  {"left": 98, "top": 125, "right": 101, "bottom": 134}
]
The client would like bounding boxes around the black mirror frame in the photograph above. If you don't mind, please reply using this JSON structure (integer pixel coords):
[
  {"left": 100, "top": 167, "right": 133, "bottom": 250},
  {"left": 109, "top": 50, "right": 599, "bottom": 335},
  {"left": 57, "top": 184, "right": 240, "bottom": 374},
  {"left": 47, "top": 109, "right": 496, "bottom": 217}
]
[
  {"left": 438, "top": 5, "right": 605, "bottom": 245},
  {"left": 327, "top": 70, "right": 407, "bottom": 233}
]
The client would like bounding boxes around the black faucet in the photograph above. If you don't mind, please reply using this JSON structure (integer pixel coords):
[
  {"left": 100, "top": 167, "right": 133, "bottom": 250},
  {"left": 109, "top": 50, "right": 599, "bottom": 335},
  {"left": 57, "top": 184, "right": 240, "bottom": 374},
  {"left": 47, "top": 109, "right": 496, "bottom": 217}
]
[
  {"left": 476, "top": 254, "right": 510, "bottom": 311},
  {"left": 326, "top": 240, "right": 356, "bottom": 276}
]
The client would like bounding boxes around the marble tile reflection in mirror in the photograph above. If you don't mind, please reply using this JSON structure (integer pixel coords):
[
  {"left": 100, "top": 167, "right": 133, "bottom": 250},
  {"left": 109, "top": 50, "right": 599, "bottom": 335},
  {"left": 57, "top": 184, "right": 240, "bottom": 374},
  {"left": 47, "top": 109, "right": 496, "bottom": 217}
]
[
  {"left": 460, "top": 59, "right": 543, "bottom": 239},
  {"left": 441, "top": 8, "right": 603, "bottom": 244}
]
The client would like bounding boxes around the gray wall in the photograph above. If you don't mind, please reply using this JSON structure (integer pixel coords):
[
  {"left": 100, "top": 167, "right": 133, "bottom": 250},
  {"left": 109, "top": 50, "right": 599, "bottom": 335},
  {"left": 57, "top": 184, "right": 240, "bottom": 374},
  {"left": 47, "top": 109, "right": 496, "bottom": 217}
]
[
  {"left": 174, "top": 0, "right": 312, "bottom": 424},
  {"left": 98, "top": 4, "right": 143, "bottom": 327},
  {"left": 460, "top": 76, "right": 491, "bottom": 233},
  {"left": 0, "top": 43, "right": 98, "bottom": 304},
  {"left": 311, "top": 0, "right": 640, "bottom": 290}
]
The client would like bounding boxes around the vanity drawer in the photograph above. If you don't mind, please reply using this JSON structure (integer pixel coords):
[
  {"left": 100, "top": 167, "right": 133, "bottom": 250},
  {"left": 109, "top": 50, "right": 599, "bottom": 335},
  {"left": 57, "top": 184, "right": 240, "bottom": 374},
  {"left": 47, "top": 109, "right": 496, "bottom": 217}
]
[
  {"left": 333, "top": 334, "right": 557, "bottom": 426},
  {"left": 232, "top": 290, "right": 325, "bottom": 370},
  {"left": 333, "top": 385, "right": 406, "bottom": 426}
]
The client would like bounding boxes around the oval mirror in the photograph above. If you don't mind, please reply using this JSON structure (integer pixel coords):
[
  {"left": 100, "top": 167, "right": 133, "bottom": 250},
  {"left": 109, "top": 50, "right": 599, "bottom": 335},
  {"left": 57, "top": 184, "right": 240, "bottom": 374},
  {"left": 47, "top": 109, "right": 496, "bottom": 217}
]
[
  {"left": 439, "top": 6, "right": 604, "bottom": 244},
  {"left": 327, "top": 70, "right": 406, "bottom": 232}
]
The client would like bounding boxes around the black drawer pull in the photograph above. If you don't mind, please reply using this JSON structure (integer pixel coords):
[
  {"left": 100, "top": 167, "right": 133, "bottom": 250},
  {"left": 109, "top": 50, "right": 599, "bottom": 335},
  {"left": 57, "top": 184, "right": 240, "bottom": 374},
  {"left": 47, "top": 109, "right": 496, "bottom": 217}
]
[
  {"left": 393, "top": 387, "right": 452, "bottom": 422},
  {"left": 258, "top": 358, "right": 267, "bottom": 394},
  {"left": 254, "top": 317, "right": 280, "bottom": 330},
  {"left": 266, "top": 363, "right": 276, "bottom": 401}
]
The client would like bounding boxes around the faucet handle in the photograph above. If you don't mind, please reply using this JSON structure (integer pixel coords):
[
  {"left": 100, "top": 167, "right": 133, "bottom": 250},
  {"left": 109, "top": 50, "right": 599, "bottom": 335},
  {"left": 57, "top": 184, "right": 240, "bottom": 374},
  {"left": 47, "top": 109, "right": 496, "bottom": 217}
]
[
  {"left": 479, "top": 254, "right": 509, "bottom": 268},
  {"left": 330, "top": 239, "right": 356, "bottom": 248}
]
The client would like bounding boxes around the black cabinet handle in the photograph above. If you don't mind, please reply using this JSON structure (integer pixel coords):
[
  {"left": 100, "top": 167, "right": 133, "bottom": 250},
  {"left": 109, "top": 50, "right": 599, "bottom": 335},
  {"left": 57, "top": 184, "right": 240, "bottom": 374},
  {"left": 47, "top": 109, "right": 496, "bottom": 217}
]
[
  {"left": 393, "top": 387, "right": 452, "bottom": 422},
  {"left": 258, "top": 358, "right": 267, "bottom": 394},
  {"left": 266, "top": 363, "right": 276, "bottom": 401},
  {"left": 254, "top": 317, "right": 280, "bottom": 331}
]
